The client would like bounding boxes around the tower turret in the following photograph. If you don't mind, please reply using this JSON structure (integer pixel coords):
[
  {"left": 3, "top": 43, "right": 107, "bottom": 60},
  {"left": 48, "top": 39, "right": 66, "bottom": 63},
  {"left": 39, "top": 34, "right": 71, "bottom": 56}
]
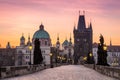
[
  {"left": 27, "top": 34, "right": 31, "bottom": 46},
  {"left": 110, "top": 38, "right": 112, "bottom": 46},
  {"left": 77, "top": 11, "right": 86, "bottom": 31},
  {"left": 69, "top": 33, "right": 72, "bottom": 46},
  {"left": 6, "top": 42, "right": 11, "bottom": 49},
  {"left": 20, "top": 33, "right": 25, "bottom": 46},
  {"left": 56, "top": 34, "right": 60, "bottom": 49}
]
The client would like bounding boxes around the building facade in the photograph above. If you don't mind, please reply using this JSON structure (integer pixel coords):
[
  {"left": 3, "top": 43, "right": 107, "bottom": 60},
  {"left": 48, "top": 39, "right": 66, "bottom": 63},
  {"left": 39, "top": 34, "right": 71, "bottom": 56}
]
[
  {"left": 15, "top": 24, "right": 51, "bottom": 66},
  {"left": 73, "top": 13, "right": 93, "bottom": 64},
  {"left": 0, "top": 48, "right": 16, "bottom": 66},
  {"left": 15, "top": 34, "right": 33, "bottom": 66},
  {"left": 33, "top": 24, "right": 51, "bottom": 64}
]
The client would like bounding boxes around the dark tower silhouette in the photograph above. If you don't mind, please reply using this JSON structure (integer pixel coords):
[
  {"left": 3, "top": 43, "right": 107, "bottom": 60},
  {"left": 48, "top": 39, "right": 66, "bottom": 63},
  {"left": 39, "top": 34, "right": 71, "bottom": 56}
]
[
  {"left": 34, "top": 38, "right": 43, "bottom": 65},
  {"left": 73, "top": 11, "right": 93, "bottom": 64}
]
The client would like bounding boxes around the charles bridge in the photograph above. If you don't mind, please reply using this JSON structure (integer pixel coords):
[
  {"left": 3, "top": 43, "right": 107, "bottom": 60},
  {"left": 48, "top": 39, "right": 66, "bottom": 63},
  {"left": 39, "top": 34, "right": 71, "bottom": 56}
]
[{"left": 0, "top": 64, "right": 120, "bottom": 80}]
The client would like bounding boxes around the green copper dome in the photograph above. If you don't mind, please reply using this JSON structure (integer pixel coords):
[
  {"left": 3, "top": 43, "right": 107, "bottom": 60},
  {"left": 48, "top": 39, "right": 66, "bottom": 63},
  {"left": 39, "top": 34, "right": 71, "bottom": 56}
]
[
  {"left": 62, "top": 40, "right": 69, "bottom": 46},
  {"left": 33, "top": 24, "right": 50, "bottom": 39}
]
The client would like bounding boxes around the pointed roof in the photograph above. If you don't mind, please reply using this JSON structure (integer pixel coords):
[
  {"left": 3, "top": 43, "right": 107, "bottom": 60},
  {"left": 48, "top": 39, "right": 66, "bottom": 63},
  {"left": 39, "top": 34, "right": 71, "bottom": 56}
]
[
  {"left": 89, "top": 22, "right": 92, "bottom": 29},
  {"left": 62, "top": 39, "right": 69, "bottom": 46},
  {"left": 110, "top": 38, "right": 112, "bottom": 46},
  {"left": 6, "top": 42, "right": 11, "bottom": 49},
  {"left": 27, "top": 34, "right": 31, "bottom": 45},
  {"left": 69, "top": 33, "right": 72, "bottom": 45},
  {"left": 57, "top": 33, "right": 59, "bottom": 41},
  {"left": 77, "top": 11, "right": 86, "bottom": 31},
  {"left": 56, "top": 34, "right": 60, "bottom": 45},
  {"left": 20, "top": 33, "right": 25, "bottom": 40}
]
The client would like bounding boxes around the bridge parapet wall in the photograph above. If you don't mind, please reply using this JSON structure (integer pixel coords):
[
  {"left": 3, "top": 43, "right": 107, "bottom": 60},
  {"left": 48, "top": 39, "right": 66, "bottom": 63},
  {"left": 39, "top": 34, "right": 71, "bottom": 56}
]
[
  {"left": 84, "top": 64, "right": 120, "bottom": 80},
  {"left": 0, "top": 63, "right": 62, "bottom": 79},
  {"left": 0, "top": 64, "right": 45, "bottom": 79}
]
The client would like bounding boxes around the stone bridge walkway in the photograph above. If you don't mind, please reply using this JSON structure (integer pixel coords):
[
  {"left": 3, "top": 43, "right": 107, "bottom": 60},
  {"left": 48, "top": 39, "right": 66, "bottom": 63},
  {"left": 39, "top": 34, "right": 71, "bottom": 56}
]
[{"left": 3, "top": 65, "right": 118, "bottom": 80}]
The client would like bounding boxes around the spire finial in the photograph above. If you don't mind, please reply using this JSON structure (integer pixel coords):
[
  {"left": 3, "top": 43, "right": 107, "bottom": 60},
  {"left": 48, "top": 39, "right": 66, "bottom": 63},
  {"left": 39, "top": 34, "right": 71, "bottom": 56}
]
[
  {"left": 70, "top": 33, "right": 72, "bottom": 41},
  {"left": 110, "top": 37, "right": 112, "bottom": 46},
  {"left": 83, "top": 10, "right": 85, "bottom": 15},
  {"left": 57, "top": 33, "right": 59, "bottom": 41},
  {"left": 79, "top": 10, "right": 80, "bottom": 15},
  {"left": 28, "top": 33, "right": 30, "bottom": 40}
]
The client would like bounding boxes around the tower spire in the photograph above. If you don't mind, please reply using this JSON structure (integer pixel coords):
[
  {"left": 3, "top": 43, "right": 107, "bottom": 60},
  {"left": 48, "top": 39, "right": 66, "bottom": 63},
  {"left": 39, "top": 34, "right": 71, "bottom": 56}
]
[
  {"left": 83, "top": 10, "right": 85, "bottom": 15},
  {"left": 77, "top": 11, "right": 86, "bottom": 31},
  {"left": 69, "top": 33, "right": 72, "bottom": 46},
  {"left": 110, "top": 38, "right": 112, "bottom": 46},
  {"left": 70, "top": 33, "right": 72, "bottom": 41},
  {"left": 28, "top": 33, "right": 30, "bottom": 41},
  {"left": 79, "top": 10, "right": 80, "bottom": 15},
  {"left": 89, "top": 21, "right": 92, "bottom": 29},
  {"left": 56, "top": 33, "right": 60, "bottom": 49},
  {"left": 57, "top": 33, "right": 59, "bottom": 41}
]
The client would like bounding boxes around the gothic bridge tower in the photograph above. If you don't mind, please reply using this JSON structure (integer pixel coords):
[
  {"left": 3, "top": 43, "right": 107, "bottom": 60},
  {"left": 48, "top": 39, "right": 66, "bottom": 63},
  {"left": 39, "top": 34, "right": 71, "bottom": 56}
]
[{"left": 73, "top": 11, "right": 93, "bottom": 64}]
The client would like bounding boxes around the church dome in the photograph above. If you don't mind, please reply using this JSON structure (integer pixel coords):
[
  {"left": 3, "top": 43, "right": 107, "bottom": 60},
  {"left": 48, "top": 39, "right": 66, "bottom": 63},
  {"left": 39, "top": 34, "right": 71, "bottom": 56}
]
[{"left": 33, "top": 24, "right": 50, "bottom": 39}]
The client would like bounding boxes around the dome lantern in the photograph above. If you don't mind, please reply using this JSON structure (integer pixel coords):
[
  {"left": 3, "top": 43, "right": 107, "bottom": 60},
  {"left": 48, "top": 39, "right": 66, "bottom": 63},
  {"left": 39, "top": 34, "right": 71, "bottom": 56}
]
[
  {"left": 39, "top": 24, "right": 44, "bottom": 30},
  {"left": 33, "top": 24, "right": 50, "bottom": 39}
]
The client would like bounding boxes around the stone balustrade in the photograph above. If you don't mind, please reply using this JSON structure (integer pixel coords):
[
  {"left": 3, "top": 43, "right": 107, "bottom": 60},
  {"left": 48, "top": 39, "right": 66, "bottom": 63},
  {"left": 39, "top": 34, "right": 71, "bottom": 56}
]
[
  {"left": 0, "top": 64, "right": 46, "bottom": 79},
  {"left": 84, "top": 64, "right": 120, "bottom": 80},
  {"left": 0, "top": 63, "right": 62, "bottom": 79}
]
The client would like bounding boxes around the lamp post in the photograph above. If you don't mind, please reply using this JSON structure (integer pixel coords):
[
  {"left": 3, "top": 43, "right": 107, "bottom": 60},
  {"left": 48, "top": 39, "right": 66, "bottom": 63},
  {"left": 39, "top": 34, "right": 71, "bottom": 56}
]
[
  {"left": 103, "top": 45, "right": 107, "bottom": 51},
  {"left": 103, "top": 45, "right": 108, "bottom": 66},
  {"left": 89, "top": 53, "right": 92, "bottom": 57},
  {"left": 50, "top": 53, "right": 53, "bottom": 68},
  {"left": 29, "top": 44, "right": 32, "bottom": 65}
]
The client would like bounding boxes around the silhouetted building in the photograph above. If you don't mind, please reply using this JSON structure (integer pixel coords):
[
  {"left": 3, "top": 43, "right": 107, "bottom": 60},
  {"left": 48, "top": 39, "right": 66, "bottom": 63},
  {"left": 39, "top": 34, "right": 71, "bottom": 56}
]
[
  {"left": 73, "top": 12, "right": 93, "bottom": 64},
  {"left": 0, "top": 48, "right": 16, "bottom": 66}
]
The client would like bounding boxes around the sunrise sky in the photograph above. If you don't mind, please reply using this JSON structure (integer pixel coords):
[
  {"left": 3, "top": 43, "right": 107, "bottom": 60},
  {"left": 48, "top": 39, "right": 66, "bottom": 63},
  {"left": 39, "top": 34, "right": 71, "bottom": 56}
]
[{"left": 0, "top": 0, "right": 120, "bottom": 48}]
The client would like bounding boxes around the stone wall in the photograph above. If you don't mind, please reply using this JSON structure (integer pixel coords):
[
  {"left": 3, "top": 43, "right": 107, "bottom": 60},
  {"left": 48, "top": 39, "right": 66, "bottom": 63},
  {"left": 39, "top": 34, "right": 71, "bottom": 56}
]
[
  {"left": 0, "top": 64, "right": 45, "bottom": 79},
  {"left": 84, "top": 64, "right": 120, "bottom": 79},
  {"left": 0, "top": 63, "right": 62, "bottom": 79}
]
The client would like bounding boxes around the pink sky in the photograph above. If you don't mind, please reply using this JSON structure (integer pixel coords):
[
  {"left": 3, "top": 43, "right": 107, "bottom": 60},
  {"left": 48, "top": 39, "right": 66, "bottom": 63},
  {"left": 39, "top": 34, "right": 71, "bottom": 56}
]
[{"left": 0, "top": 0, "right": 120, "bottom": 48}]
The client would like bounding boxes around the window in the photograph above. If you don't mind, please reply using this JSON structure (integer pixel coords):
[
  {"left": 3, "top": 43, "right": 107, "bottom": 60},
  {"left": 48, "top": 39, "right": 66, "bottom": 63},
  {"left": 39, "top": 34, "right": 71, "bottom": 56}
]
[{"left": 45, "top": 41, "right": 47, "bottom": 45}]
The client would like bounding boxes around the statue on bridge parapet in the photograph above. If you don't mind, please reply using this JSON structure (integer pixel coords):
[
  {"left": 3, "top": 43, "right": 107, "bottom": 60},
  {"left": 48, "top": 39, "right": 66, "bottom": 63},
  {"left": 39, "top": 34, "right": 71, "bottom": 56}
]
[
  {"left": 34, "top": 38, "right": 43, "bottom": 65},
  {"left": 97, "top": 34, "right": 109, "bottom": 66}
]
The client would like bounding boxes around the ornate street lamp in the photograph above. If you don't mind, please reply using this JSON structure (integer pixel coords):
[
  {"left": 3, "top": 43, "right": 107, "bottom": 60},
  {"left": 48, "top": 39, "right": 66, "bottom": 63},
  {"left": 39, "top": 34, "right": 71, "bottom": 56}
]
[
  {"left": 89, "top": 53, "right": 93, "bottom": 57},
  {"left": 103, "top": 45, "right": 107, "bottom": 51},
  {"left": 29, "top": 44, "right": 32, "bottom": 65},
  {"left": 50, "top": 53, "right": 53, "bottom": 68}
]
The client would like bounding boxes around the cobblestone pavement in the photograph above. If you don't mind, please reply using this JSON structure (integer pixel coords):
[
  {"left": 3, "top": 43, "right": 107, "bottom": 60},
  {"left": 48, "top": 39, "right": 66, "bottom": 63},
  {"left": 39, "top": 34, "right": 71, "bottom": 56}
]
[{"left": 3, "top": 65, "right": 118, "bottom": 80}]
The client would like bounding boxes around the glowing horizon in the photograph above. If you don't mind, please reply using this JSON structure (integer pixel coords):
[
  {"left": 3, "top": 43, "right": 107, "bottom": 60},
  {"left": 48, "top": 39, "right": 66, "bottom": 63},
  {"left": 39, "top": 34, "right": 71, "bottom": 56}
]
[{"left": 0, "top": 0, "right": 120, "bottom": 48}]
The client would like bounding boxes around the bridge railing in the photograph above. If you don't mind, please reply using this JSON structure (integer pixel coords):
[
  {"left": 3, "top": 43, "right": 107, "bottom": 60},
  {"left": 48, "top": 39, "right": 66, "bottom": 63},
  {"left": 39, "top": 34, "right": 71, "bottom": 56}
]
[
  {"left": 0, "top": 63, "right": 64, "bottom": 79},
  {"left": 84, "top": 64, "right": 120, "bottom": 80}
]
